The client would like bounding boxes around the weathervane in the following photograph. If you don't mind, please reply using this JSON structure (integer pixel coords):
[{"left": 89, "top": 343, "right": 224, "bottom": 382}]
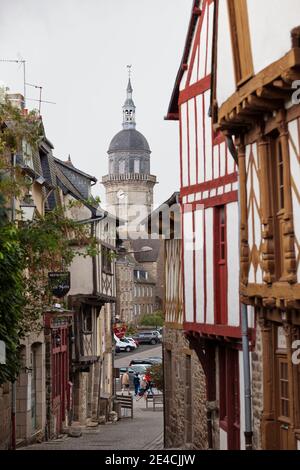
[{"left": 127, "top": 64, "right": 132, "bottom": 78}]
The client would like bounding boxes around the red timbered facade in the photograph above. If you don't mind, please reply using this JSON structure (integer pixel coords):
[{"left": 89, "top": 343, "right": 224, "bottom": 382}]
[
  {"left": 213, "top": 0, "right": 300, "bottom": 450},
  {"left": 166, "top": 0, "right": 253, "bottom": 449}
]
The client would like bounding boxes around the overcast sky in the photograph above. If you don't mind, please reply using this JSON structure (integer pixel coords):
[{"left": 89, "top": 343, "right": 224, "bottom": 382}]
[{"left": 0, "top": 0, "right": 191, "bottom": 207}]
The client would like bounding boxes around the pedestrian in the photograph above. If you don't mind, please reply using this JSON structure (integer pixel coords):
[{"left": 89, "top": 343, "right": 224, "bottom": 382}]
[
  {"left": 136, "top": 376, "right": 147, "bottom": 401},
  {"left": 144, "top": 371, "right": 153, "bottom": 396},
  {"left": 133, "top": 372, "right": 140, "bottom": 396},
  {"left": 121, "top": 368, "right": 130, "bottom": 394}
]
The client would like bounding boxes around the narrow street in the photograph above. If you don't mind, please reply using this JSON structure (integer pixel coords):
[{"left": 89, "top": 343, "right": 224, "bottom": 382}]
[{"left": 21, "top": 345, "right": 163, "bottom": 451}]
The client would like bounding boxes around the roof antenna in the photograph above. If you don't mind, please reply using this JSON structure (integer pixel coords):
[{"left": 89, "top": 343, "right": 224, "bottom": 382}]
[
  {"left": 0, "top": 57, "right": 26, "bottom": 104},
  {"left": 25, "top": 82, "right": 56, "bottom": 114}
]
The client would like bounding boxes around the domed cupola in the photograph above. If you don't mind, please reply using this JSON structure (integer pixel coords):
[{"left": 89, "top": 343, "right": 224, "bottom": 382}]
[{"left": 102, "top": 67, "right": 157, "bottom": 221}]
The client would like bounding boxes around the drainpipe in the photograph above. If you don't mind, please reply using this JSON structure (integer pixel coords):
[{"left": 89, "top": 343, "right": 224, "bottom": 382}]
[
  {"left": 11, "top": 153, "right": 17, "bottom": 450},
  {"left": 226, "top": 135, "right": 253, "bottom": 450},
  {"left": 241, "top": 304, "right": 253, "bottom": 450}
]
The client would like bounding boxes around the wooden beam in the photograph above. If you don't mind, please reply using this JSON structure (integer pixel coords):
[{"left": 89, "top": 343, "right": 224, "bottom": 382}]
[
  {"left": 246, "top": 94, "right": 283, "bottom": 111},
  {"left": 219, "top": 48, "right": 300, "bottom": 123},
  {"left": 257, "top": 86, "right": 291, "bottom": 100},
  {"left": 281, "top": 67, "right": 300, "bottom": 84}
]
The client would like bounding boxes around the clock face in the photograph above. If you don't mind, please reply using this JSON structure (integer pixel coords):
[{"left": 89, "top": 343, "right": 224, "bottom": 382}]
[{"left": 117, "top": 189, "right": 126, "bottom": 200}]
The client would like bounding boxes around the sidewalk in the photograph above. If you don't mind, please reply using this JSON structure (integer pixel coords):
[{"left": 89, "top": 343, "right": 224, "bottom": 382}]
[{"left": 22, "top": 391, "right": 163, "bottom": 451}]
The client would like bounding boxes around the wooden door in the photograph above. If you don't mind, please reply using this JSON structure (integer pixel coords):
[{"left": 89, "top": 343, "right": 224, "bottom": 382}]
[
  {"left": 52, "top": 325, "right": 69, "bottom": 432},
  {"left": 219, "top": 347, "right": 240, "bottom": 450},
  {"left": 214, "top": 206, "right": 227, "bottom": 324}
]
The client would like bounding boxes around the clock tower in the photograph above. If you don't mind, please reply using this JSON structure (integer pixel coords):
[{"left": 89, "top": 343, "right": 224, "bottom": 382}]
[{"left": 102, "top": 72, "right": 157, "bottom": 228}]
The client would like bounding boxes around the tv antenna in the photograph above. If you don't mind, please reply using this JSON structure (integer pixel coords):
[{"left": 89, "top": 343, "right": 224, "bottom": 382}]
[
  {"left": 0, "top": 57, "right": 26, "bottom": 103},
  {"left": 25, "top": 82, "right": 56, "bottom": 114}
]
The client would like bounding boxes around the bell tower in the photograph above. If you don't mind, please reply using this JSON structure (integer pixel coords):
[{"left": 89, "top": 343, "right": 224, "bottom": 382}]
[{"left": 102, "top": 68, "right": 157, "bottom": 227}]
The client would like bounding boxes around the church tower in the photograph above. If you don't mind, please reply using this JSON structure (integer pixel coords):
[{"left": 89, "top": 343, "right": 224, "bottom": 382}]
[{"left": 102, "top": 69, "right": 157, "bottom": 225}]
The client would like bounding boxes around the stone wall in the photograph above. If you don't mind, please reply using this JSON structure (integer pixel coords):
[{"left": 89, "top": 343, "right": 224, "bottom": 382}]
[
  {"left": 251, "top": 319, "right": 263, "bottom": 450},
  {"left": 164, "top": 327, "right": 208, "bottom": 449},
  {"left": 0, "top": 383, "right": 11, "bottom": 449}
]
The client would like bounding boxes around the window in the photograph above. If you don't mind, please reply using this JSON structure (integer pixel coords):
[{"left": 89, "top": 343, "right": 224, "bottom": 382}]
[
  {"left": 269, "top": 132, "right": 287, "bottom": 280},
  {"left": 276, "top": 140, "right": 284, "bottom": 211},
  {"left": 82, "top": 305, "right": 93, "bottom": 333},
  {"left": 227, "top": 0, "right": 253, "bottom": 86},
  {"left": 278, "top": 358, "right": 290, "bottom": 419},
  {"left": 134, "top": 159, "right": 140, "bottom": 173},
  {"left": 102, "top": 246, "right": 112, "bottom": 274},
  {"left": 214, "top": 206, "right": 227, "bottom": 324}
]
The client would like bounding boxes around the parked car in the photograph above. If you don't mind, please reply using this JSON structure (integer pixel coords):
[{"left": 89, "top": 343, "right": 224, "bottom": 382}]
[
  {"left": 152, "top": 330, "right": 163, "bottom": 341},
  {"left": 146, "top": 356, "right": 162, "bottom": 364},
  {"left": 125, "top": 336, "right": 139, "bottom": 347},
  {"left": 115, "top": 337, "right": 136, "bottom": 352},
  {"left": 135, "top": 331, "right": 161, "bottom": 345}
]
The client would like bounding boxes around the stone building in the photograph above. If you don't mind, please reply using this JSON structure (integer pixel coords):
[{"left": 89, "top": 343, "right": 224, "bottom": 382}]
[
  {"left": 146, "top": 192, "right": 208, "bottom": 449},
  {"left": 133, "top": 265, "right": 156, "bottom": 321},
  {"left": 115, "top": 254, "right": 135, "bottom": 323}
]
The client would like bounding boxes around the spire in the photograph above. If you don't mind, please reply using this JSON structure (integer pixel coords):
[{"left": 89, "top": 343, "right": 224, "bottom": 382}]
[{"left": 123, "top": 65, "right": 136, "bottom": 129}]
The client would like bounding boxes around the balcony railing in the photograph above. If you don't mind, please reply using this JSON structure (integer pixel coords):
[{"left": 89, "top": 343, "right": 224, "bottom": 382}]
[{"left": 102, "top": 173, "right": 157, "bottom": 183}]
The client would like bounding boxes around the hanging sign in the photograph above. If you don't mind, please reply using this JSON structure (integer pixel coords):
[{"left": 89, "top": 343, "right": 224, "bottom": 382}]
[{"left": 48, "top": 272, "right": 71, "bottom": 298}]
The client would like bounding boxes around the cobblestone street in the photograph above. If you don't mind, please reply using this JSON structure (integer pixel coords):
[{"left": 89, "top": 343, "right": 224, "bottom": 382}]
[
  {"left": 21, "top": 346, "right": 163, "bottom": 451},
  {"left": 22, "top": 399, "right": 163, "bottom": 451}
]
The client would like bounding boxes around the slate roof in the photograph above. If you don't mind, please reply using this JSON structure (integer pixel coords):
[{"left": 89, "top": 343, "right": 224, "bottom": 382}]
[{"left": 108, "top": 128, "right": 151, "bottom": 154}]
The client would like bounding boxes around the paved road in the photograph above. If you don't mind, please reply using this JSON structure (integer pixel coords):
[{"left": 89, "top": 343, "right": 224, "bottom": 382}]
[
  {"left": 22, "top": 345, "right": 163, "bottom": 451},
  {"left": 115, "top": 343, "right": 162, "bottom": 368}
]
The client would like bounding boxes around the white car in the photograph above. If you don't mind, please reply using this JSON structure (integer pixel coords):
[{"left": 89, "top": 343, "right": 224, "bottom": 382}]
[{"left": 115, "top": 336, "right": 137, "bottom": 352}]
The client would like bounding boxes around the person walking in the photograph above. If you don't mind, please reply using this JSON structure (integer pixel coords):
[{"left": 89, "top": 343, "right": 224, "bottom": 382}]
[
  {"left": 136, "top": 375, "right": 147, "bottom": 401},
  {"left": 121, "top": 369, "right": 130, "bottom": 394},
  {"left": 133, "top": 373, "right": 140, "bottom": 396},
  {"left": 144, "top": 371, "right": 153, "bottom": 396}
]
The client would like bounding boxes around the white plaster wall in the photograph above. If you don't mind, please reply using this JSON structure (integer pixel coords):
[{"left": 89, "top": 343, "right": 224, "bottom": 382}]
[
  {"left": 68, "top": 251, "right": 93, "bottom": 295},
  {"left": 205, "top": 208, "right": 214, "bottom": 324},
  {"left": 195, "top": 208, "right": 205, "bottom": 323},
  {"left": 184, "top": 211, "right": 194, "bottom": 322},
  {"left": 196, "top": 94, "right": 205, "bottom": 184},
  {"left": 216, "top": 0, "right": 236, "bottom": 106},
  {"left": 198, "top": 1, "right": 208, "bottom": 80},
  {"left": 247, "top": 0, "right": 300, "bottom": 76},
  {"left": 227, "top": 202, "right": 240, "bottom": 327},
  {"left": 204, "top": 90, "right": 213, "bottom": 181},
  {"left": 188, "top": 99, "right": 197, "bottom": 186},
  {"left": 181, "top": 103, "right": 189, "bottom": 187}
]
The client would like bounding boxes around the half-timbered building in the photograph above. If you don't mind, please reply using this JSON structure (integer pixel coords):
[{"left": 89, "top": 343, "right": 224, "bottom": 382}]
[
  {"left": 55, "top": 158, "right": 118, "bottom": 426},
  {"left": 146, "top": 192, "right": 207, "bottom": 449},
  {"left": 213, "top": 0, "right": 300, "bottom": 450},
  {"left": 166, "top": 0, "right": 253, "bottom": 449}
]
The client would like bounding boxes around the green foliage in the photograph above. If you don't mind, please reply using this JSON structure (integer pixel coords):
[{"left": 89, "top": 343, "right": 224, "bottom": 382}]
[
  {"left": 126, "top": 324, "right": 137, "bottom": 336},
  {"left": 139, "top": 310, "right": 164, "bottom": 327},
  {"left": 0, "top": 98, "right": 100, "bottom": 383},
  {"left": 148, "top": 363, "right": 163, "bottom": 392},
  {"left": 0, "top": 223, "right": 25, "bottom": 383}
]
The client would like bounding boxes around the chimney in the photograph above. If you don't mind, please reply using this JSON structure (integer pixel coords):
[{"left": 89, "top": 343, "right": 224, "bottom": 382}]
[{"left": 6, "top": 93, "right": 25, "bottom": 110}]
